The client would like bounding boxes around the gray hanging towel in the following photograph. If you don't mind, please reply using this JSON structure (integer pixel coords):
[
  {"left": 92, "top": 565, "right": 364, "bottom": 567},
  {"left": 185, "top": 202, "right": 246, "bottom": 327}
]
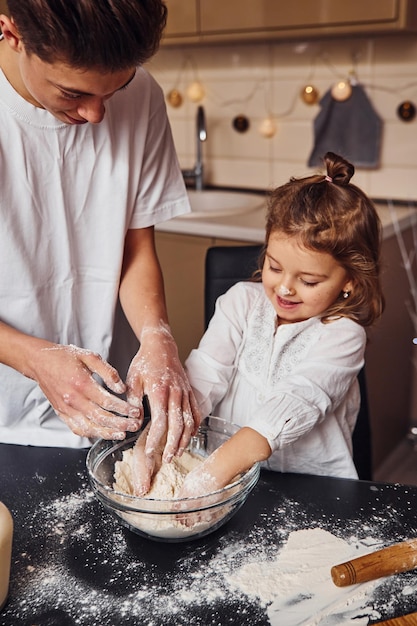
[{"left": 308, "top": 84, "right": 382, "bottom": 169}]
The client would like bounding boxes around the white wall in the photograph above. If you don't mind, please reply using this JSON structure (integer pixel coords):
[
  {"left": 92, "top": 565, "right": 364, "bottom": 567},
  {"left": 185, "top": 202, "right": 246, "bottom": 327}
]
[{"left": 148, "top": 34, "right": 417, "bottom": 201}]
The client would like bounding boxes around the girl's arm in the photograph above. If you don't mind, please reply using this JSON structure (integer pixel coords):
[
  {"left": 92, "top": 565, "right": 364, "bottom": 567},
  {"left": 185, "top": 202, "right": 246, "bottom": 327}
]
[{"left": 179, "top": 427, "right": 271, "bottom": 498}]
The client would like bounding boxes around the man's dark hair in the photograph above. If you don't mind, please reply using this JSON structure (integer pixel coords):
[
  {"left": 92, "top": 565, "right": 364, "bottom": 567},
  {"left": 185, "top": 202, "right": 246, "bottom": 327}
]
[{"left": 7, "top": 0, "right": 167, "bottom": 70}]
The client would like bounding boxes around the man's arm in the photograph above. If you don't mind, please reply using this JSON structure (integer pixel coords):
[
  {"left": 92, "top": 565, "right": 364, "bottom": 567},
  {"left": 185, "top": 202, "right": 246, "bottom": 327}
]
[
  {"left": 119, "top": 227, "right": 201, "bottom": 494},
  {"left": 0, "top": 320, "right": 142, "bottom": 439}
]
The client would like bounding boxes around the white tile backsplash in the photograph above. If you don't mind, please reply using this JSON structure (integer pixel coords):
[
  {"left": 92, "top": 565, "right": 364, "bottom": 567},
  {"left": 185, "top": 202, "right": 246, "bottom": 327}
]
[{"left": 149, "top": 33, "right": 417, "bottom": 201}]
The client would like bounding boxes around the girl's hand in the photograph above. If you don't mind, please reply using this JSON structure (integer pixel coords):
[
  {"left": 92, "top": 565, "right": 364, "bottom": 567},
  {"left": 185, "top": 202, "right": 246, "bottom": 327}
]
[
  {"left": 175, "top": 464, "right": 224, "bottom": 527},
  {"left": 176, "top": 426, "right": 272, "bottom": 526},
  {"left": 177, "top": 463, "right": 222, "bottom": 500}
]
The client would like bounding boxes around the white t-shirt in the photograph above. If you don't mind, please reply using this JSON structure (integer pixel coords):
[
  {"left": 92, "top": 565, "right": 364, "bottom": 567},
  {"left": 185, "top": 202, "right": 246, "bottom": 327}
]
[
  {"left": 185, "top": 282, "right": 367, "bottom": 479},
  {"left": 0, "top": 67, "right": 190, "bottom": 447}
]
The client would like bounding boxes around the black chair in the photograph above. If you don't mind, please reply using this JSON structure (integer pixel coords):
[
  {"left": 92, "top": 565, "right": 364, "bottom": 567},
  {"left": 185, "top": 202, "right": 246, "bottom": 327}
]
[{"left": 204, "top": 245, "right": 372, "bottom": 480}]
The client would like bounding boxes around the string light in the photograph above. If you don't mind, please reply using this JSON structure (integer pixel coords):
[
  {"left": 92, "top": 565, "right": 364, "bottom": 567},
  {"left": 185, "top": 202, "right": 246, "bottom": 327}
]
[
  {"left": 186, "top": 81, "right": 205, "bottom": 103},
  {"left": 299, "top": 54, "right": 320, "bottom": 105},
  {"left": 165, "top": 57, "right": 205, "bottom": 107},
  {"left": 232, "top": 115, "right": 250, "bottom": 133},
  {"left": 259, "top": 116, "right": 277, "bottom": 138},
  {"left": 397, "top": 101, "right": 416, "bottom": 122},
  {"left": 165, "top": 50, "right": 417, "bottom": 128},
  {"left": 300, "top": 84, "right": 320, "bottom": 105},
  {"left": 166, "top": 88, "right": 183, "bottom": 108},
  {"left": 331, "top": 80, "right": 352, "bottom": 102}
]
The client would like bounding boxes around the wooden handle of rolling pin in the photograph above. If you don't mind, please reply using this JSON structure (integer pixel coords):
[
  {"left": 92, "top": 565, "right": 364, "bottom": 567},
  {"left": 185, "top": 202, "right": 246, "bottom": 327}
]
[
  {"left": 331, "top": 538, "right": 417, "bottom": 587},
  {"left": 378, "top": 612, "right": 417, "bottom": 625}
]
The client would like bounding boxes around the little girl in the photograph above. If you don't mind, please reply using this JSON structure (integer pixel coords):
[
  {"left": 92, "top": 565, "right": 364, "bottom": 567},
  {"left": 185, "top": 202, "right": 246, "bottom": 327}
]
[{"left": 180, "top": 152, "right": 384, "bottom": 498}]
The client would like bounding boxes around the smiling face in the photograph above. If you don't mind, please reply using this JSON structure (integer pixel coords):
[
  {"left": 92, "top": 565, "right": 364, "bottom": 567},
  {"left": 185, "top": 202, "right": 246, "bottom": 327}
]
[{"left": 262, "top": 232, "right": 353, "bottom": 324}]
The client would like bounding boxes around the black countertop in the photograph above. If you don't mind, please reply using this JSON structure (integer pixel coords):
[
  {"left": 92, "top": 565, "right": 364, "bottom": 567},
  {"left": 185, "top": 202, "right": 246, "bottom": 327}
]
[{"left": 0, "top": 443, "right": 417, "bottom": 625}]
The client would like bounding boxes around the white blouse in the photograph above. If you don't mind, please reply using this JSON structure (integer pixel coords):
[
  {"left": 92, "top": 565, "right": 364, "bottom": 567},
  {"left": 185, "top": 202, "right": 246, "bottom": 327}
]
[{"left": 185, "top": 282, "right": 367, "bottom": 479}]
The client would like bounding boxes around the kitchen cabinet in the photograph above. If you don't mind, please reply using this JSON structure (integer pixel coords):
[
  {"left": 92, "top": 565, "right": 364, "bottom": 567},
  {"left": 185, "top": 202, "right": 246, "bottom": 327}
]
[
  {"left": 155, "top": 232, "right": 211, "bottom": 364},
  {"left": 163, "top": 0, "right": 198, "bottom": 38},
  {"left": 162, "top": 0, "right": 417, "bottom": 45}
]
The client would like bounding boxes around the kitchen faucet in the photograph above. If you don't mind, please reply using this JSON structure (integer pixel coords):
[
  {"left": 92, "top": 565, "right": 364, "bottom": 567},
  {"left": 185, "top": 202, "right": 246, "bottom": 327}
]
[{"left": 182, "top": 105, "right": 207, "bottom": 191}]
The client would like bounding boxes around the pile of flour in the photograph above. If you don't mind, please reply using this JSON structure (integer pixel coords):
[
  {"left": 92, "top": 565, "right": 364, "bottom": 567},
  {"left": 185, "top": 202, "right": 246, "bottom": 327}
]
[{"left": 227, "top": 527, "right": 381, "bottom": 625}]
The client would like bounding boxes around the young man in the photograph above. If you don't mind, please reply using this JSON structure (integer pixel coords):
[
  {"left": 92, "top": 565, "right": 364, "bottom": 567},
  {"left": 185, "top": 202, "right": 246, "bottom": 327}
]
[{"left": 0, "top": 1, "right": 200, "bottom": 491}]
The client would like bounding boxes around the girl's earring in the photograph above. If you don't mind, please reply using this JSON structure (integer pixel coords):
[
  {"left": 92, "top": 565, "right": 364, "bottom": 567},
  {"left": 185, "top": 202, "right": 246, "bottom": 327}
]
[{"left": 343, "top": 291, "right": 350, "bottom": 299}]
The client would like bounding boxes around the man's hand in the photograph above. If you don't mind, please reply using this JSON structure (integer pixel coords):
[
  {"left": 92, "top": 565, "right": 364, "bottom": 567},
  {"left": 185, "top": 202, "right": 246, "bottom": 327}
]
[
  {"left": 33, "top": 343, "right": 142, "bottom": 440},
  {"left": 125, "top": 322, "right": 201, "bottom": 492}
]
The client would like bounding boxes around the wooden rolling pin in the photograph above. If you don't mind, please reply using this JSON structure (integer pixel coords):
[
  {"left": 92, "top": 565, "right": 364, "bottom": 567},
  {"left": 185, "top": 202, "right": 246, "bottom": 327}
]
[
  {"left": 331, "top": 538, "right": 417, "bottom": 587},
  {"left": 378, "top": 613, "right": 417, "bottom": 625}
]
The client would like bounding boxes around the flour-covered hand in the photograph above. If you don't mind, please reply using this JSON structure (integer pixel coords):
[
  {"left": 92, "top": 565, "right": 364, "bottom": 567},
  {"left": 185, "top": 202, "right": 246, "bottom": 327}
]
[
  {"left": 175, "top": 464, "right": 223, "bottom": 527},
  {"left": 130, "top": 421, "right": 166, "bottom": 496},
  {"left": 125, "top": 322, "right": 201, "bottom": 466},
  {"left": 177, "top": 463, "right": 221, "bottom": 500},
  {"left": 33, "top": 343, "right": 142, "bottom": 440}
]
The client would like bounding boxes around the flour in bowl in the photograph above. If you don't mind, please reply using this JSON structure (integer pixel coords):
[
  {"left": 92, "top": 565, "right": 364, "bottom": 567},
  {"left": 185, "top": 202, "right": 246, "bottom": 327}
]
[
  {"left": 112, "top": 448, "right": 223, "bottom": 539},
  {"left": 114, "top": 448, "right": 203, "bottom": 498}
]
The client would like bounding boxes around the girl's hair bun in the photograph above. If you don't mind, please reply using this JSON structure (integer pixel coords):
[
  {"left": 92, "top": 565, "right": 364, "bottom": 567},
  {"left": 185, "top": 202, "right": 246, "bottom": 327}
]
[{"left": 324, "top": 151, "right": 355, "bottom": 185}]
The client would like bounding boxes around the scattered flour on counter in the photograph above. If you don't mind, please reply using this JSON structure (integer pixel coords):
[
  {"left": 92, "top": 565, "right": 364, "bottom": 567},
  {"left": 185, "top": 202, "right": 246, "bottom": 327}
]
[{"left": 3, "top": 480, "right": 417, "bottom": 626}]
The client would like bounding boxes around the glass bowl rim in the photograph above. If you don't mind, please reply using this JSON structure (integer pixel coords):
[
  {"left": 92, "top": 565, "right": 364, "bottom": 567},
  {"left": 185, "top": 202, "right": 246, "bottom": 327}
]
[{"left": 86, "top": 427, "right": 260, "bottom": 508}]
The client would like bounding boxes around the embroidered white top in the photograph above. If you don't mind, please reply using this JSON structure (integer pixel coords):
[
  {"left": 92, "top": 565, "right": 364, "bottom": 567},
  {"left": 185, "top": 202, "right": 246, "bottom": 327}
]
[{"left": 185, "top": 282, "right": 367, "bottom": 479}]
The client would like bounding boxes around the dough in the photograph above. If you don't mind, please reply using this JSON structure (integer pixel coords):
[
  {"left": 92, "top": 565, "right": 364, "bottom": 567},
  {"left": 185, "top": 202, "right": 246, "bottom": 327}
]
[
  {"left": 111, "top": 449, "right": 217, "bottom": 539},
  {"left": 113, "top": 449, "right": 203, "bottom": 499}
]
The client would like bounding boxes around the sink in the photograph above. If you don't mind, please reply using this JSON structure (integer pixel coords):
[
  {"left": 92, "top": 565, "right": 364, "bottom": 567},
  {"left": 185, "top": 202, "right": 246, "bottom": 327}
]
[{"left": 179, "top": 189, "right": 266, "bottom": 219}]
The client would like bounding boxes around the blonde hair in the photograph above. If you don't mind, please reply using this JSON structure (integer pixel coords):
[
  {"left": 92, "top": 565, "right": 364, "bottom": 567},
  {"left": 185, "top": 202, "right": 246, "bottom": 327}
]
[{"left": 262, "top": 152, "right": 384, "bottom": 327}]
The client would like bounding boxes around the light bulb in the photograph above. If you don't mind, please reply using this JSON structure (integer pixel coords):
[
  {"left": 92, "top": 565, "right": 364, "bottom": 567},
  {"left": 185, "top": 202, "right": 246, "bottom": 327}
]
[
  {"left": 166, "top": 89, "right": 183, "bottom": 108},
  {"left": 232, "top": 115, "right": 250, "bottom": 133},
  {"left": 331, "top": 80, "right": 352, "bottom": 102},
  {"left": 300, "top": 84, "right": 319, "bottom": 105},
  {"left": 259, "top": 117, "right": 277, "bottom": 138},
  {"left": 397, "top": 101, "right": 416, "bottom": 122},
  {"left": 186, "top": 81, "right": 205, "bottom": 103}
]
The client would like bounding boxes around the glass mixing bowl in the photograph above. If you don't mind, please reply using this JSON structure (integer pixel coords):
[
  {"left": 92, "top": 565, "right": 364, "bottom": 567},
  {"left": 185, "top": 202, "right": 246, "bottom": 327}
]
[{"left": 86, "top": 416, "right": 260, "bottom": 542}]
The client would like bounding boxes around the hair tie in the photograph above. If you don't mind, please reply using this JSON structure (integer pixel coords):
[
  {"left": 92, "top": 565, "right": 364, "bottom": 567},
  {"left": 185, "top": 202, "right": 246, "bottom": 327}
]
[{"left": 325, "top": 175, "right": 332, "bottom": 182}]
